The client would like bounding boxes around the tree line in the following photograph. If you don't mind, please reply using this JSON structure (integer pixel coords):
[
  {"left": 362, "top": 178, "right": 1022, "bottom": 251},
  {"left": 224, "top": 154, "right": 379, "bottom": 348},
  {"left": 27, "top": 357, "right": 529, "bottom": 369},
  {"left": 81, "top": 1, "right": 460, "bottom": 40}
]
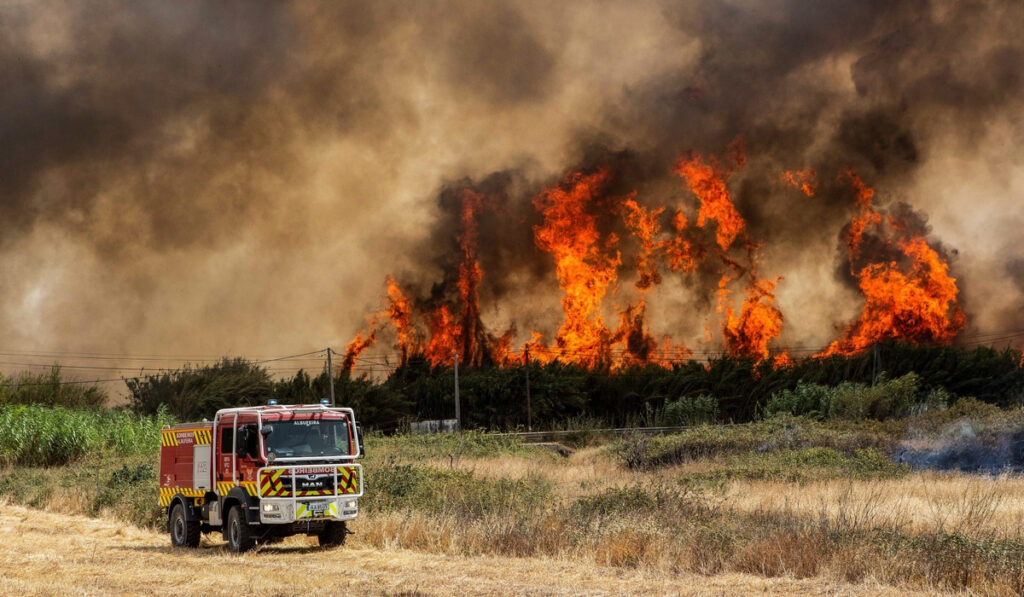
[{"left": 120, "top": 343, "right": 1024, "bottom": 430}]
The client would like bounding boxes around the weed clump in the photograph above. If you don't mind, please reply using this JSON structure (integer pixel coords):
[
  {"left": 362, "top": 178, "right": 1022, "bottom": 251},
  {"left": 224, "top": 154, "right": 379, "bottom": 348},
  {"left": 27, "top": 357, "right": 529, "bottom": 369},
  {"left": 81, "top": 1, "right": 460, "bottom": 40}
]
[{"left": 365, "top": 456, "right": 550, "bottom": 518}]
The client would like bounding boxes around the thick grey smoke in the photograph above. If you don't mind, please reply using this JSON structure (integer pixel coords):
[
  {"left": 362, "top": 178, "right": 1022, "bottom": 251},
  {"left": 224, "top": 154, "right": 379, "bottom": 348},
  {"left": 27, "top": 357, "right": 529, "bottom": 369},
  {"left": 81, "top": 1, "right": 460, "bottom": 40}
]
[{"left": 0, "top": 0, "right": 1021, "bottom": 378}]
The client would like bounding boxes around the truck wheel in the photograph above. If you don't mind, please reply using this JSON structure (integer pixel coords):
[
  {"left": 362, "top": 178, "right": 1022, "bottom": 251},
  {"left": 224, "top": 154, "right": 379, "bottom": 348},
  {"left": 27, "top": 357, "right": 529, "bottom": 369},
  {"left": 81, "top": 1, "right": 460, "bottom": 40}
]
[
  {"left": 318, "top": 521, "right": 348, "bottom": 547},
  {"left": 226, "top": 506, "right": 256, "bottom": 553},
  {"left": 169, "top": 503, "right": 200, "bottom": 548}
]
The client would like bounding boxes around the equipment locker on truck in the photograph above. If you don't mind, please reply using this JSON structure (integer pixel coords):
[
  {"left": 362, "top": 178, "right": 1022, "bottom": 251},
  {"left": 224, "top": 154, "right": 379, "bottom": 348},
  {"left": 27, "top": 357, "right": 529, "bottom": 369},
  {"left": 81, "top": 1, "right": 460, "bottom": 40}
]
[{"left": 159, "top": 400, "right": 364, "bottom": 552}]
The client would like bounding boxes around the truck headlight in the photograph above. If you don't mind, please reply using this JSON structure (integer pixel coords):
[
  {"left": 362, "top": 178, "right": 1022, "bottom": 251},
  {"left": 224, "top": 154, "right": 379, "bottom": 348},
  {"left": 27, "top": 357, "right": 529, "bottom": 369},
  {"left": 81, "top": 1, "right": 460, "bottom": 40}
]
[
  {"left": 262, "top": 503, "right": 280, "bottom": 512},
  {"left": 344, "top": 499, "right": 357, "bottom": 509}
]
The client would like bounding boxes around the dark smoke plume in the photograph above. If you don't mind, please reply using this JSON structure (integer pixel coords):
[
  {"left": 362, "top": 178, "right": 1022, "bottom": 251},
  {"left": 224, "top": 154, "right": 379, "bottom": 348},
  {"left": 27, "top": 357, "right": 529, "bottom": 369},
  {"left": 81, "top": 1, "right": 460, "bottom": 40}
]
[{"left": 0, "top": 0, "right": 1021, "bottom": 373}]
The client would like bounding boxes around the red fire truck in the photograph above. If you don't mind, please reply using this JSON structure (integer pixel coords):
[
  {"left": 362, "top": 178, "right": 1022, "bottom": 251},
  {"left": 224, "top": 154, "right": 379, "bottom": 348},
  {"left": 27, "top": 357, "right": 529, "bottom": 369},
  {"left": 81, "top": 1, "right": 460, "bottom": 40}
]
[{"left": 159, "top": 401, "right": 363, "bottom": 552}]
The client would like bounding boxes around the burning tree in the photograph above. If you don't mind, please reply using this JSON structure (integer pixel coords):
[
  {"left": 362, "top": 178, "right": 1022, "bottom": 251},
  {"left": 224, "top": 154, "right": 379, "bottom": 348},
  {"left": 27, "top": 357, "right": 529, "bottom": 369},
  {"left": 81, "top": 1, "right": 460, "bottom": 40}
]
[{"left": 341, "top": 144, "right": 966, "bottom": 374}]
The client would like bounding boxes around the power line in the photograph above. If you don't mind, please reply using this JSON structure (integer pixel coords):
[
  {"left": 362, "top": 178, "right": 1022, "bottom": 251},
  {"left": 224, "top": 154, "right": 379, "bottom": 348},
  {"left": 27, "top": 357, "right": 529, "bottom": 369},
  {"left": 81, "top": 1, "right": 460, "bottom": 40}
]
[
  {"left": 0, "top": 348, "right": 328, "bottom": 362},
  {"left": 0, "top": 348, "right": 331, "bottom": 388},
  {"left": 2, "top": 330, "right": 1021, "bottom": 389}
]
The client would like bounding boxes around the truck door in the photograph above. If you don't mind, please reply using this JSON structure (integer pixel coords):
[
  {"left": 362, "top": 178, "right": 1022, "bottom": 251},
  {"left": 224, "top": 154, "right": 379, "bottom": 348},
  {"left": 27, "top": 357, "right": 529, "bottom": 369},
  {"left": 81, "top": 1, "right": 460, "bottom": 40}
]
[
  {"left": 235, "top": 421, "right": 261, "bottom": 484},
  {"left": 217, "top": 421, "right": 235, "bottom": 487}
]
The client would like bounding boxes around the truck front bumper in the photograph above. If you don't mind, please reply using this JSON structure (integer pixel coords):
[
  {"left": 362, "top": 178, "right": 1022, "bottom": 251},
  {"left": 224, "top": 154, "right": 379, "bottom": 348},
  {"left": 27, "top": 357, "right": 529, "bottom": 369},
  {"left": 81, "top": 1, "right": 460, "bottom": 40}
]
[{"left": 258, "top": 497, "right": 358, "bottom": 524}]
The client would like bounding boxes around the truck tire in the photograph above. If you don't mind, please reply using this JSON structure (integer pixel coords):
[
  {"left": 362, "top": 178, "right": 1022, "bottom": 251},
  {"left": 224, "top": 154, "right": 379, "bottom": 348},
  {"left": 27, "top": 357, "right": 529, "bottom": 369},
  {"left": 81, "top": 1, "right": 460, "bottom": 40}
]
[
  {"left": 318, "top": 521, "right": 348, "bottom": 547},
  {"left": 226, "top": 506, "right": 256, "bottom": 553},
  {"left": 170, "top": 503, "right": 201, "bottom": 548}
]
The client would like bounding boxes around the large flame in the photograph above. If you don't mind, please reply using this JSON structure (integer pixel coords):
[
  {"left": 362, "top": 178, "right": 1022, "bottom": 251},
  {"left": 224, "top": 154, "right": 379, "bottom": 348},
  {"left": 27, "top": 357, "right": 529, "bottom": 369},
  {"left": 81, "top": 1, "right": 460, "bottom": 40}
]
[
  {"left": 621, "top": 196, "right": 664, "bottom": 291},
  {"left": 819, "top": 174, "right": 965, "bottom": 356},
  {"left": 532, "top": 169, "right": 622, "bottom": 368},
  {"left": 724, "top": 274, "right": 785, "bottom": 361},
  {"left": 674, "top": 145, "right": 785, "bottom": 361},
  {"left": 674, "top": 154, "right": 745, "bottom": 251},
  {"left": 454, "top": 190, "right": 485, "bottom": 365},
  {"left": 342, "top": 145, "right": 964, "bottom": 374},
  {"left": 341, "top": 189, "right": 492, "bottom": 370}
]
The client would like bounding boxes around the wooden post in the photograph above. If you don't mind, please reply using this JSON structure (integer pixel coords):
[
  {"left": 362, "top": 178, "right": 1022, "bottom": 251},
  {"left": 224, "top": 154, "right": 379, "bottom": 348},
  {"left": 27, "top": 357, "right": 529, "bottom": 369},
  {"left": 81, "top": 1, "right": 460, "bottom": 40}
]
[
  {"left": 525, "top": 345, "right": 532, "bottom": 431},
  {"left": 454, "top": 351, "right": 461, "bottom": 431}
]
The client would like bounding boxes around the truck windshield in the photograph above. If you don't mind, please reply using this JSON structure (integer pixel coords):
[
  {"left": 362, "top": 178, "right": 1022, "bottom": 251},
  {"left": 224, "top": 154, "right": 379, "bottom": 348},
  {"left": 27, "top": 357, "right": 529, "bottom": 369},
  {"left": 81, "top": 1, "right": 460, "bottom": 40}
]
[{"left": 262, "top": 419, "right": 350, "bottom": 458}]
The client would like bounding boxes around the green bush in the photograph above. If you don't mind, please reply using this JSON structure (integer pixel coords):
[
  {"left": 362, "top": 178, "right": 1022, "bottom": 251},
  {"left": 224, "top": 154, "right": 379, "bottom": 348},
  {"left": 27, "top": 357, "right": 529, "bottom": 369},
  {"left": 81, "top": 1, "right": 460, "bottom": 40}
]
[
  {"left": 765, "top": 373, "right": 943, "bottom": 421},
  {"left": 663, "top": 394, "right": 718, "bottom": 426},
  {"left": 826, "top": 373, "right": 921, "bottom": 420},
  {"left": 763, "top": 382, "right": 832, "bottom": 419},
  {"left": 125, "top": 357, "right": 273, "bottom": 421},
  {"left": 0, "top": 366, "right": 107, "bottom": 408}
]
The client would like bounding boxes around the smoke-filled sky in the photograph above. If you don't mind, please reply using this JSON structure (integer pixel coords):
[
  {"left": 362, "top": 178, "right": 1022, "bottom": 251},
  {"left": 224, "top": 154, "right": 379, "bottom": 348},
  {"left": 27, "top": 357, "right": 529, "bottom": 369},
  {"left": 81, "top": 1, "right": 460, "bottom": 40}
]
[{"left": 1, "top": 0, "right": 1022, "bottom": 379}]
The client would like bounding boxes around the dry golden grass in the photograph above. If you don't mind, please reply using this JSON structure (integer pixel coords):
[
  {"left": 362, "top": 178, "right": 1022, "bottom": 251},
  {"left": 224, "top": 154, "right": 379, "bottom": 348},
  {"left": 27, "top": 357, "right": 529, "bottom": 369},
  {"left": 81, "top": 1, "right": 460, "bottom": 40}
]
[
  {"left": 431, "top": 446, "right": 1024, "bottom": 543},
  {"left": 725, "top": 473, "right": 1024, "bottom": 540},
  {"left": 427, "top": 446, "right": 695, "bottom": 499},
  {"left": 388, "top": 443, "right": 1024, "bottom": 594},
  {"left": 0, "top": 500, "right": 940, "bottom": 596}
]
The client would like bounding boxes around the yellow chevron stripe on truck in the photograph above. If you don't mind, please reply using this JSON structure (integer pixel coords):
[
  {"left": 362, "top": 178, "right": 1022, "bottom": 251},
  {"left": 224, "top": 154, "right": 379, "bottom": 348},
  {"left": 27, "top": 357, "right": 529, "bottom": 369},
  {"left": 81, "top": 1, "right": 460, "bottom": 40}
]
[
  {"left": 158, "top": 487, "right": 206, "bottom": 507},
  {"left": 260, "top": 468, "right": 286, "bottom": 496},
  {"left": 337, "top": 465, "right": 360, "bottom": 494},
  {"left": 161, "top": 427, "right": 212, "bottom": 446},
  {"left": 215, "top": 481, "right": 259, "bottom": 496},
  {"left": 257, "top": 466, "right": 361, "bottom": 497}
]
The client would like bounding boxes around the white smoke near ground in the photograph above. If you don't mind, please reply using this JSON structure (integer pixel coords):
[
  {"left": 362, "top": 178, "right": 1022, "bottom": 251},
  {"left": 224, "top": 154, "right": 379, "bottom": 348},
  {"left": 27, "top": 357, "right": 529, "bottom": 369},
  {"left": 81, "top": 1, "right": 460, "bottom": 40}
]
[{"left": 897, "top": 420, "right": 1024, "bottom": 473}]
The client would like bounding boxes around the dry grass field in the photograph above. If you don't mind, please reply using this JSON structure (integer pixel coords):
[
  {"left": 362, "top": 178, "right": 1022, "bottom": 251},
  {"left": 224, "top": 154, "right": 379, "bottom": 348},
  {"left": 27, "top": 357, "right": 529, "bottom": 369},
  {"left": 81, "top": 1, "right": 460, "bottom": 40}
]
[
  {"left": 4, "top": 414, "right": 1024, "bottom": 595},
  {"left": 0, "top": 501, "right": 940, "bottom": 596},
  {"left": 432, "top": 448, "right": 1024, "bottom": 540}
]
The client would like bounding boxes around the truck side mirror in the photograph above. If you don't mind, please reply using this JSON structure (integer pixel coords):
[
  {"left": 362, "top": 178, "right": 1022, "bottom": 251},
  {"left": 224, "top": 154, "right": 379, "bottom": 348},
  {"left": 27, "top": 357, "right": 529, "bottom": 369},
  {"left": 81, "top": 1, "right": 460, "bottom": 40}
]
[{"left": 356, "top": 423, "right": 365, "bottom": 457}]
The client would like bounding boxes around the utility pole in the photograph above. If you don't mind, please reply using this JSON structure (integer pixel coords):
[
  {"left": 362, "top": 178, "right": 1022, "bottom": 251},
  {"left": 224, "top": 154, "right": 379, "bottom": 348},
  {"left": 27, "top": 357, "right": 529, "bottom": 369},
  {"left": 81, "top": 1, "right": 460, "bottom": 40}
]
[
  {"left": 453, "top": 350, "right": 461, "bottom": 431},
  {"left": 525, "top": 345, "right": 532, "bottom": 431},
  {"left": 326, "top": 347, "right": 336, "bottom": 406},
  {"left": 871, "top": 343, "right": 879, "bottom": 387}
]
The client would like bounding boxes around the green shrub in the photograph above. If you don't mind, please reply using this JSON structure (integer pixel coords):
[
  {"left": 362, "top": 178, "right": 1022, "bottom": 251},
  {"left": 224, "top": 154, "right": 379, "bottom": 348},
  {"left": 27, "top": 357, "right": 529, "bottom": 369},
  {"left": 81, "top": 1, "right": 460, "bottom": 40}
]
[
  {"left": 826, "top": 373, "right": 921, "bottom": 420},
  {"left": 766, "top": 373, "right": 939, "bottom": 421},
  {"left": 0, "top": 366, "right": 107, "bottom": 408},
  {"left": 946, "top": 396, "right": 1003, "bottom": 420},
  {"left": 125, "top": 357, "right": 273, "bottom": 420},
  {"left": 763, "top": 383, "right": 833, "bottom": 419},
  {"left": 664, "top": 394, "right": 718, "bottom": 426}
]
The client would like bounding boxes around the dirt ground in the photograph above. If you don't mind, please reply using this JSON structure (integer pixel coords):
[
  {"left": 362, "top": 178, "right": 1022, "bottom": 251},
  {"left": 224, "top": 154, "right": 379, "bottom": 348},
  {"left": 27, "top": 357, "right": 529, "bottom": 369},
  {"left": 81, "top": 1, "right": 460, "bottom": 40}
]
[{"left": 0, "top": 503, "right": 945, "bottom": 597}]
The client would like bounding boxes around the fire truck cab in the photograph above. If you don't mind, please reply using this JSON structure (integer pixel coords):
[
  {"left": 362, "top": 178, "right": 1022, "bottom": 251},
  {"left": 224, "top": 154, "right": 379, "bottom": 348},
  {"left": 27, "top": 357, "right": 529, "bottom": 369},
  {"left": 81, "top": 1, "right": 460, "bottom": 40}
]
[{"left": 159, "top": 402, "right": 363, "bottom": 552}]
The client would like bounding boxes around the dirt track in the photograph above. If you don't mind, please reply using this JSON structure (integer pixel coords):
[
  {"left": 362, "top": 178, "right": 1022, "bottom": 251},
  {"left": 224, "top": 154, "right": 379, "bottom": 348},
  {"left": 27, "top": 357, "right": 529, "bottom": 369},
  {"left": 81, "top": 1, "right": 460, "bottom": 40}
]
[{"left": 0, "top": 503, "right": 937, "bottom": 596}]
